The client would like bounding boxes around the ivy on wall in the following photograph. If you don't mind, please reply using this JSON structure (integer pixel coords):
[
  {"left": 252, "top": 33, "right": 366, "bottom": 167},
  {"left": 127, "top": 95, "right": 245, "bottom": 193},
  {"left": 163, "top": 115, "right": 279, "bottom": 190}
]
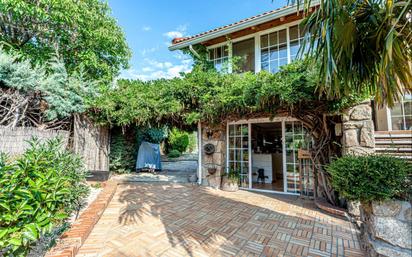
[{"left": 92, "top": 57, "right": 366, "bottom": 128}]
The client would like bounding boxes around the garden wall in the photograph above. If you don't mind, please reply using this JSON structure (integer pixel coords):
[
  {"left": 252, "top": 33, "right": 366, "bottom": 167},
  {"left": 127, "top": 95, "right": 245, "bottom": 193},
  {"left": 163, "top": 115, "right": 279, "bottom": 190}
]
[
  {"left": 0, "top": 126, "right": 69, "bottom": 156},
  {"left": 360, "top": 201, "right": 412, "bottom": 257},
  {"left": 73, "top": 115, "right": 110, "bottom": 172}
]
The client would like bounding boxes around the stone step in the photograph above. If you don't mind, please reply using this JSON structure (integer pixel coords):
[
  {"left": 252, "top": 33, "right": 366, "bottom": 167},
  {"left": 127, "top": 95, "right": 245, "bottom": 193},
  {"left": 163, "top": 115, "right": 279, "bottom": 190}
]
[
  {"left": 114, "top": 171, "right": 197, "bottom": 184},
  {"left": 161, "top": 159, "right": 198, "bottom": 173}
]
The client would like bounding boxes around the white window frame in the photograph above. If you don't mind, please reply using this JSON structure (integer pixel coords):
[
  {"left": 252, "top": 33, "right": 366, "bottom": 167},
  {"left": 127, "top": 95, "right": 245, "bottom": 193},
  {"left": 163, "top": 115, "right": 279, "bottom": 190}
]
[
  {"left": 226, "top": 117, "right": 301, "bottom": 196},
  {"left": 387, "top": 94, "right": 412, "bottom": 131},
  {"left": 206, "top": 20, "right": 303, "bottom": 74},
  {"left": 207, "top": 45, "right": 229, "bottom": 72}
]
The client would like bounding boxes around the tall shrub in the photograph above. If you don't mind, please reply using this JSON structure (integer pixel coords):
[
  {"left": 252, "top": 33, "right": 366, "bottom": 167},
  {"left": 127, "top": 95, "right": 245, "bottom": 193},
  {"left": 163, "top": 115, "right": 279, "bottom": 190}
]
[
  {"left": 327, "top": 155, "right": 411, "bottom": 203},
  {"left": 0, "top": 138, "right": 89, "bottom": 256},
  {"left": 167, "top": 128, "right": 190, "bottom": 153},
  {"left": 109, "top": 133, "right": 136, "bottom": 174}
]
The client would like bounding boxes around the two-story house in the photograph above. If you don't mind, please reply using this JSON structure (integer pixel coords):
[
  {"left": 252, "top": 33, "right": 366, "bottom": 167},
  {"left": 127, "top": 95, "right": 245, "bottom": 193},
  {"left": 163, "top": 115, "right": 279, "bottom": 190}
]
[{"left": 169, "top": 4, "right": 412, "bottom": 196}]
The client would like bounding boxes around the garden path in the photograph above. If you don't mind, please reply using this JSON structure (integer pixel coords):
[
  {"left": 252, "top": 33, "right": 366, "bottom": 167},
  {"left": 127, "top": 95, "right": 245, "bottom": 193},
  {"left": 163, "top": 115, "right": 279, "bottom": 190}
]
[{"left": 77, "top": 183, "right": 364, "bottom": 257}]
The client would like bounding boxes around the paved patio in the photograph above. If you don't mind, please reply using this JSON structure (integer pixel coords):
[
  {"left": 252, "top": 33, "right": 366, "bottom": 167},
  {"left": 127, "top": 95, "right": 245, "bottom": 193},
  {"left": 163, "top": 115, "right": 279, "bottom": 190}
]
[{"left": 77, "top": 183, "right": 364, "bottom": 257}]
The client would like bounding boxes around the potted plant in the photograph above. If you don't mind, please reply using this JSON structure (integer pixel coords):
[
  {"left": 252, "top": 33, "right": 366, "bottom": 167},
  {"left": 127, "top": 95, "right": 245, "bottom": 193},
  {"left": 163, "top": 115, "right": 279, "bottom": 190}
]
[{"left": 221, "top": 169, "right": 239, "bottom": 192}]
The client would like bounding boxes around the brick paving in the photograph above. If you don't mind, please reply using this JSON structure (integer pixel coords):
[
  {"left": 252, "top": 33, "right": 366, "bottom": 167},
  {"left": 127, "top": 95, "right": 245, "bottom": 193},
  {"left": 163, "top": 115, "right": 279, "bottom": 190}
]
[{"left": 77, "top": 183, "right": 364, "bottom": 257}]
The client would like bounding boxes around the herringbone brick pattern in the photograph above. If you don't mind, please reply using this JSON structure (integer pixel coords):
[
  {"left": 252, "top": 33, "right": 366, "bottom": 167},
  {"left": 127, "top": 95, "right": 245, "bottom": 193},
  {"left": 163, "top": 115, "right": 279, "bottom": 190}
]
[{"left": 77, "top": 183, "right": 364, "bottom": 257}]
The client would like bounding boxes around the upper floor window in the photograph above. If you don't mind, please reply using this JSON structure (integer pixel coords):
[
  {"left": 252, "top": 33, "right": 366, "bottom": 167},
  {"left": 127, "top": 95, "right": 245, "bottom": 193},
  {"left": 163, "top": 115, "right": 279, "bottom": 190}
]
[
  {"left": 289, "top": 25, "right": 304, "bottom": 61},
  {"left": 208, "top": 45, "right": 229, "bottom": 71},
  {"left": 233, "top": 38, "right": 255, "bottom": 73},
  {"left": 390, "top": 94, "right": 412, "bottom": 130},
  {"left": 260, "top": 25, "right": 304, "bottom": 73},
  {"left": 207, "top": 22, "right": 307, "bottom": 74}
]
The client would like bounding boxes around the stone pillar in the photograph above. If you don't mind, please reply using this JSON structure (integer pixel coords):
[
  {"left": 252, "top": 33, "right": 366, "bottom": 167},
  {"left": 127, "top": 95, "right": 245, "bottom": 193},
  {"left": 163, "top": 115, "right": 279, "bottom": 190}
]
[
  {"left": 342, "top": 101, "right": 375, "bottom": 155},
  {"left": 360, "top": 201, "right": 412, "bottom": 257},
  {"left": 200, "top": 124, "right": 226, "bottom": 189},
  {"left": 342, "top": 101, "right": 375, "bottom": 236}
]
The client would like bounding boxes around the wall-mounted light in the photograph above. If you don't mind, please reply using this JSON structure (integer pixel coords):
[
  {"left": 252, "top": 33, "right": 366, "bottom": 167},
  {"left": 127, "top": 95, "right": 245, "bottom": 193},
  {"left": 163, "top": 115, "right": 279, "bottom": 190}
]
[{"left": 205, "top": 128, "right": 213, "bottom": 139}]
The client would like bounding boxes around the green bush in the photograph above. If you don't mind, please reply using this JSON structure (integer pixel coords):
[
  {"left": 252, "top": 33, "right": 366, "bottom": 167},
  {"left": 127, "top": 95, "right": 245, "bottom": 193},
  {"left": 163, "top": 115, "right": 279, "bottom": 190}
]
[
  {"left": 187, "top": 132, "right": 197, "bottom": 153},
  {"left": 136, "top": 127, "right": 166, "bottom": 146},
  {"left": 167, "top": 149, "right": 181, "bottom": 159},
  {"left": 144, "top": 128, "right": 166, "bottom": 144},
  {"left": 109, "top": 133, "right": 135, "bottom": 174},
  {"left": 168, "top": 128, "right": 189, "bottom": 153},
  {"left": 327, "top": 155, "right": 411, "bottom": 203},
  {"left": 0, "top": 138, "right": 89, "bottom": 256}
]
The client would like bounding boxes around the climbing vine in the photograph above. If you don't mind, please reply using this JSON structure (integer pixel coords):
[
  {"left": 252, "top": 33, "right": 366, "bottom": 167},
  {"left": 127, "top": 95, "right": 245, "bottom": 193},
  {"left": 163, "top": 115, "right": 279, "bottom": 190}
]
[{"left": 92, "top": 56, "right": 368, "bottom": 204}]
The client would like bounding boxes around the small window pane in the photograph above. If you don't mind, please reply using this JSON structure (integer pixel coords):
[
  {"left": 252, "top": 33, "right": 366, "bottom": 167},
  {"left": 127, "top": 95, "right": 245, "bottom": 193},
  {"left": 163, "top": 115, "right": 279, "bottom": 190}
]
[
  {"left": 229, "top": 162, "right": 236, "bottom": 171},
  {"left": 235, "top": 149, "right": 242, "bottom": 161},
  {"left": 242, "top": 125, "right": 248, "bottom": 136},
  {"left": 261, "top": 49, "right": 269, "bottom": 63},
  {"left": 215, "top": 59, "right": 222, "bottom": 71},
  {"left": 404, "top": 101, "right": 412, "bottom": 116},
  {"left": 229, "top": 125, "right": 235, "bottom": 135},
  {"left": 290, "top": 41, "right": 300, "bottom": 59},
  {"left": 242, "top": 137, "right": 248, "bottom": 148},
  {"left": 391, "top": 117, "right": 404, "bottom": 130},
  {"left": 216, "top": 47, "right": 222, "bottom": 58},
  {"left": 261, "top": 34, "right": 268, "bottom": 48},
  {"left": 269, "top": 32, "right": 277, "bottom": 46},
  {"left": 242, "top": 151, "right": 249, "bottom": 162},
  {"left": 270, "top": 48, "right": 278, "bottom": 60},
  {"left": 289, "top": 25, "right": 299, "bottom": 41},
  {"left": 279, "top": 44, "right": 287, "bottom": 59},
  {"left": 223, "top": 45, "right": 229, "bottom": 57},
  {"left": 279, "top": 29, "right": 287, "bottom": 44},
  {"left": 229, "top": 137, "right": 235, "bottom": 148},
  {"left": 391, "top": 103, "right": 403, "bottom": 116},
  {"left": 286, "top": 150, "right": 294, "bottom": 163},
  {"left": 236, "top": 124, "right": 242, "bottom": 135},
  {"left": 235, "top": 137, "right": 241, "bottom": 148},
  {"left": 229, "top": 150, "right": 235, "bottom": 161},
  {"left": 261, "top": 62, "right": 269, "bottom": 71}
]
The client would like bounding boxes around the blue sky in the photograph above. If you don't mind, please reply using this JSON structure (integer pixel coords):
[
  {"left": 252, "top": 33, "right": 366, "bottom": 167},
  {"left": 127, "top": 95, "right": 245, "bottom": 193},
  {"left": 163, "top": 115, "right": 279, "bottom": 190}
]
[{"left": 108, "top": 0, "right": 288, "bottom": 81}]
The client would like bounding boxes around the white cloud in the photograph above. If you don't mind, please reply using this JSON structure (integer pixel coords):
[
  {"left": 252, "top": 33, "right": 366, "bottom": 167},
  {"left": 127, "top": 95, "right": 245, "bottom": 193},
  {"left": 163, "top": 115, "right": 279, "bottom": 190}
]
[
  {"left": 142, "top": 26, "right": 151, "bottom": 31},
  {"left": 119, "top": 57, "right": 193, "bottom": 81},
  {"left": 140, "top": 47, "right": 158, "bottom": 56},
  {"left": 164, "top": 31, "right": 183, "bottom": 39},
  {"left": 142, "top": 67, "right": 154, "bottom": 72},
  {"left": 163, "top": 24, "right": 188, "bottom": 39}
]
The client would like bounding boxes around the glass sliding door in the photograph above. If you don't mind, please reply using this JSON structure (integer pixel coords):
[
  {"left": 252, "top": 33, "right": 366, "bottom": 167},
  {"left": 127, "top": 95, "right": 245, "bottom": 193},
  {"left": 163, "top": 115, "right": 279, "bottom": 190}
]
[
  {"left": 284, "top": 121, "right": 310, "bottom": 194},
  {"left": 228, "top": 124, "right": 249, "bottom": 188}
]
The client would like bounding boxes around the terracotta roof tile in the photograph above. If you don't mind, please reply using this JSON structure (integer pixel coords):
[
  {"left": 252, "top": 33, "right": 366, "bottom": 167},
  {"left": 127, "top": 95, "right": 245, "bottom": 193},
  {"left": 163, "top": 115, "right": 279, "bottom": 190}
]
[{"left": 171, "top": 5, "right": 292, "bottom": 45}]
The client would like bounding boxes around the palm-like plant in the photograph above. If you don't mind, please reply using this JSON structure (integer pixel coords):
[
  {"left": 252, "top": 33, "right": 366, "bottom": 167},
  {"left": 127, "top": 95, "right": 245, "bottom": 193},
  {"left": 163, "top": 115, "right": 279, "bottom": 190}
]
[{"left": 300, "top": 0, "right": 412, "bottom": 106}]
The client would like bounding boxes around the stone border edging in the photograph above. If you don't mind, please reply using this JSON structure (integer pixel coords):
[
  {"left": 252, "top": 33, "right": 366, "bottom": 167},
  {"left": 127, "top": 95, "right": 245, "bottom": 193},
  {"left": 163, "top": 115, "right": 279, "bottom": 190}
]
[
  {"left": 45, "top": 181, "right": 118, "bottom": 257},
  {"left": 315, "top": 198, "right": 347, "bottom": 217}
]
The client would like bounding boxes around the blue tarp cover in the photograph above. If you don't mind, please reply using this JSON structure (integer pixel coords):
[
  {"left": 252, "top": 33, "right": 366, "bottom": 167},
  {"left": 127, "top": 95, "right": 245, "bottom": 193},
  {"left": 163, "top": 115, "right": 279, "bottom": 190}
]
[{"left": 136, "top": 141, "right": 162, "bottom": 170}]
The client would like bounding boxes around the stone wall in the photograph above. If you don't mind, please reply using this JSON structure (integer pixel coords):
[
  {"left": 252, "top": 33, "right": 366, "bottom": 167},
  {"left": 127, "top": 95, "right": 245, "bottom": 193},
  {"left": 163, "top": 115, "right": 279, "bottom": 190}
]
[
  {"left": 360, "top": 201, "right": 412, "bottom": 257},
  {"left": 200, "top": 123, "right": 226, "bottom": 189},
  {"left": 342, "top": 101, "right": 375, "bottom": 155}
]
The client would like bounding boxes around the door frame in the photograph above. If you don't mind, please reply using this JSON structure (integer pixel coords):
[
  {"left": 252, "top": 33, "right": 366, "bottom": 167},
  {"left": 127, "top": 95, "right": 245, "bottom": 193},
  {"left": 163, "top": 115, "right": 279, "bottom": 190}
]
[{"left": 226, "top": 117, "right": 300, "bottom": 195}]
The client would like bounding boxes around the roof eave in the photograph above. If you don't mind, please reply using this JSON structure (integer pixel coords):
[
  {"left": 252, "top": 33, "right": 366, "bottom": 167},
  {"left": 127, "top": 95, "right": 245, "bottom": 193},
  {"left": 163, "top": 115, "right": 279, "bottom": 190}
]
[{"left": 168, "top": 3, "right": 313, "bottom": 51}]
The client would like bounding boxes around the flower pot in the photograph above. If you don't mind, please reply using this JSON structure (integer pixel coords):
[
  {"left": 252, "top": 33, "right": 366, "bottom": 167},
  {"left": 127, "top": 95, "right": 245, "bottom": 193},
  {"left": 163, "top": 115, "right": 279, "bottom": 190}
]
[{"left": 221, "top": 176, "right": 239, "bottom": 192}]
